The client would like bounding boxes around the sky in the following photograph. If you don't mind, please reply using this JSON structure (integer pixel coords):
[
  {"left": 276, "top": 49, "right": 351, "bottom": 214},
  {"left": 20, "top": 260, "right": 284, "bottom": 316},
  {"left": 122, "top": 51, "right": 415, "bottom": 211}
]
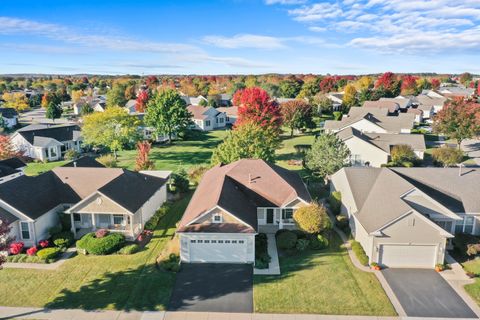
[{"left": 1, "top": 0, "right": 479, "bottom": 75}]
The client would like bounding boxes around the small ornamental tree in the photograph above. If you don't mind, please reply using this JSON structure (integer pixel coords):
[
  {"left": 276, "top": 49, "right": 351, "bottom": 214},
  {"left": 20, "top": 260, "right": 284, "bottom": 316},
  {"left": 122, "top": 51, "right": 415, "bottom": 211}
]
[
  {"left": 280, "top": 99, "right": 314, "bottom": 136},
  {"left": 304, "top": 133, "right": 350, "bottom": 181},
  {"left": 0, "top": 135, "right": 19, "bottom": 160},
  {"left": 293, "top": 202, "right": 330, "bottom": 234},
  {"left": 432, "top": 147, "right": 464, "bottom": 167},
  {"left": 45, "top": 102, "right": 63, "bottom": 123},
  {"left": 0, "top": 218, "right": 12, "bottom": 268},
  {"left": 135, "top": 141, "right": 155, "bottom": 171},
  {"left": 342, "top": 84, "right": 357, "bottom": 110},
  {"left": 432, "top": 98, "right": 480, "bottom": 149},
  {"left": 233, "top": 87, "right": 282, "bottom": 134},
  {"left": 135, "top": 90, "right": 149, "bottom": 113},
  {"left": 431, "top": 78, "right": 441, "bottom": 90},
  {"left": 390, "top": 144, "right": 417, "bottom": 164}
]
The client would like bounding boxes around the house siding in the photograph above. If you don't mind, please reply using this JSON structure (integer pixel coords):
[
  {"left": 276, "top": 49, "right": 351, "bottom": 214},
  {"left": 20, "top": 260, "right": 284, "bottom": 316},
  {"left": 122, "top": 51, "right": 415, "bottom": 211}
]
[
  {"left": 344, "top": 137, "right": 389, "bottom": 167},
  {"left": 138, "top": 184, "right": 167, "bottom": 227}
]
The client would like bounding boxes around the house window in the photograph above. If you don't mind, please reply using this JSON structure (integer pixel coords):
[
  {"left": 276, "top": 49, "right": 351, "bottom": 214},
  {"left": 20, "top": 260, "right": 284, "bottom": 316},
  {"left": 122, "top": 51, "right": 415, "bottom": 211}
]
[
  {"left": 49, "top": 147, "right": 57, "bottom": 158},
  {"left": 190, "top": 240, "right": 196, "bottom": 243},
  {"left": 350, "top": 154, "right": 362, "bottom": 166},
  {"left": 205, "top": 120, "right": 211, "bottom": 127},
  {"left": 238, "top": 240, "right": 244, "bottom": 244},
  {"left": 226, "top": 116, "right": 230, "bottom": 121},
  {"left": 212, "top": 214, "right": 222, "bottom": 223},
  {"left": 113, "top": 215, "right": 124, "bottom": 225},
  {"left": 219, "top": 118, "right": 224, "bottom": 123},
  {"left": 436, "top": 220, "right": 452, "bottom": 233},
  {"left": 455, "top": 216, "right": 474, "bottom": 234},
  {"left": 282, "top": 208, "right": 294, "bottom": 220},
  {"left": 20, "top": 222, "right": 30, "bottom": 240},
  {"left": 73, "top": 214, "right": 81, "bottom": 222},
  {"left": 98, "top": 215, "right": 110, "bottom": 226}
]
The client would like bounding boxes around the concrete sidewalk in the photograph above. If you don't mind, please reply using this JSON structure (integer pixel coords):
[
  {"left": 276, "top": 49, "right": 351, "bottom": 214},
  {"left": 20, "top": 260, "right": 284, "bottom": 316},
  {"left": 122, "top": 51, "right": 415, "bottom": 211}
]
[{"left": 253, "top": 234, "right": 280, "bottom": 275}]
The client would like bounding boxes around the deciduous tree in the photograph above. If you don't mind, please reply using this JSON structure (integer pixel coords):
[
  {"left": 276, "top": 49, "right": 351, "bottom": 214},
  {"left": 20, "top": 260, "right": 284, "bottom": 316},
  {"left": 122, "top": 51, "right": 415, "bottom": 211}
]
[
  {"left": 304, "top": 133, "right": 350, "bottom": 180},
  {"left": 135, "top": 141, "right": 155, "bottom": 171},
  {"left": 2, "top": 92, "right": 29, "bottom": 112},
  {"left": 293, "top": 202, "right": 330, "bottom": 234},
  {"left": 211, "top": 122, "right": 279, "bottom": 165},
  {"left": 431, "top": 78, "right": 441, "bottom": 90},
  {"left": 45, "top": 102, "right": 63, "bottom": 123},
  {"left": 144, "top": 89, "right": 192, "bottom": 143},
  {"left": 319, "top": 77, "right": 337, "bottom": 93},
  {"left": 401, "top": 75, "right": 419, "bottom": 95},
  {"left": 0, "top": 136, "right": 19, "bottom": 160},
  {"left": 233, "top": 87, "right": 282, "bottom": 134},
  {"left": 135, "top": 90, "right": 149, "bottom": 113},
  {"left": 432, "top": 147, "right": 464, "bottom": 167},
  {"left": 82, "top": 107, "right": 140, "bottom": 159},
  {"left": 342, "top": 84, "right": 357, "bottom": 109},
  {"left": 433, "top": 98, "right": 480, "bottom": 148},
  {"left": 280, "top": 99, "right": 314, "bottom": 136},
  {"left": 0, "top": 218, "right": 11, "bottom": 268},
  {"left": 106, "top": 83, "right": 127, "bottom": 108}
]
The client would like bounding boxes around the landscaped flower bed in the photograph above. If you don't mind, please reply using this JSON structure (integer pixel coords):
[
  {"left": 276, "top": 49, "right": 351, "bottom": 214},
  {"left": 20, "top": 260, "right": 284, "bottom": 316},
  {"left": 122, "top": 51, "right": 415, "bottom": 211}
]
[
  {"left": 76, "top": 230, "right": 125, "bottom": 255},
  {"left": 255, "top": 233, "right": 271, "bottom": 269},
  {"left": 6, "top": 239, "right": 63, "bottom": 264}
]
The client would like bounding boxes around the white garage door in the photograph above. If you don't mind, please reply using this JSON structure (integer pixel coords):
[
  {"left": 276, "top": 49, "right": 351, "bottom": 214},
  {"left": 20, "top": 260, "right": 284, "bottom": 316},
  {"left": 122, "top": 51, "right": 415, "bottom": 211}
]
[
  {"left": 189, "top": 237, "right": 248, "bottom": 263},
  {"left": 379, "top": 244, "right": 437, "bottom": 268}
]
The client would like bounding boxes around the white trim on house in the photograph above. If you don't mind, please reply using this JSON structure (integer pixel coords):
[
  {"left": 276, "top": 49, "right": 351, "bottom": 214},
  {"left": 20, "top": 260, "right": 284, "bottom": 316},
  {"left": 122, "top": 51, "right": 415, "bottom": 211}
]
[{"left": 65, "top": 191, "right": 134, "bottom": 215}]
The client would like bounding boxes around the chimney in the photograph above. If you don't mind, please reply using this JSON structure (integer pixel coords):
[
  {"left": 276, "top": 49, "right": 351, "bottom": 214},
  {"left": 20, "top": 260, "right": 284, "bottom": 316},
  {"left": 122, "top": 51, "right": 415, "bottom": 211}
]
[
  {"left": 459, "top": 163, "right": 463, "bottom": 177},
  {"left": 73, "top": 161, "right": 77, "bottom": 168}
]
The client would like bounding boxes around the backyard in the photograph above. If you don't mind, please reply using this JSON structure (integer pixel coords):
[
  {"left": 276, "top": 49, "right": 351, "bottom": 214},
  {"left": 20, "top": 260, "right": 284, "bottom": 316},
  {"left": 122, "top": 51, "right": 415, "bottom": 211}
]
[
  {"left": 0, "top": 193, "right": 192, "bottom": 310},
  {"left": 253, "top": 235, "right": 396, "bottom": 316}
]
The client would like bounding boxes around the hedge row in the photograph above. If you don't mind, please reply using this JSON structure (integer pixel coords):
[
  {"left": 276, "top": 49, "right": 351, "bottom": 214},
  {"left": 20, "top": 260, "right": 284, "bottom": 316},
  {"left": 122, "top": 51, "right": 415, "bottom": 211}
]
[{"left": 351, "top": 240, "right": 369, "bottom": 266}]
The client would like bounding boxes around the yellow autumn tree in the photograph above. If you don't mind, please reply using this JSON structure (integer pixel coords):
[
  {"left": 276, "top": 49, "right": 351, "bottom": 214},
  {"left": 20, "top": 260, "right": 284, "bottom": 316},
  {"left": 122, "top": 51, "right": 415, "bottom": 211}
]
[
  {"left": 2, "top": 92, "right": 29, "bottom": 112},
  {"left": 342, "top": 84, "right": 357, "bottom": 109}
]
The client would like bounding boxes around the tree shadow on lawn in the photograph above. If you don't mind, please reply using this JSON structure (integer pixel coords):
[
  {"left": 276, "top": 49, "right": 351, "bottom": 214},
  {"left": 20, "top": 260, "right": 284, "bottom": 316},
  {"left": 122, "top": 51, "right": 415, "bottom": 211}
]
[{"left": 45, "top": 264, "right": 175, "bottom": 311}]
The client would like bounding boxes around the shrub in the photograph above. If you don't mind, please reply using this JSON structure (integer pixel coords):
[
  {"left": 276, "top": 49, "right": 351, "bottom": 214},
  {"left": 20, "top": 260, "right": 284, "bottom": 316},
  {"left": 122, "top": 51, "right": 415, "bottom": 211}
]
[
  {"left": 144, "top": 204, "right": 170, "bottom": 230},
  {"left": 275, "top": 229, "right": 289, "bottom": 237},
  {"left": 159, "top": 253, "right": 180, "bottom": 272},
  {"left": 453, "top": 233, "right": 480, "bottom": 258},
  {"left": 276, "top": 230, "right": 298, "bottom": 250},
  {"left": 255, "top": 233, "right": 270, "bottom": 269},
  {"left": 52, "top": 231, "right": 74, "bottom": 248},
  {"left": 95, "top": 228, "right": 109, "bottom": 238},
  {"left": 328, "top": 191, "right": 342, "bottom": 215},
  {"left": 48, "top": 225, "right": 63, "bottom": 236},
  {"left": 37, "top": 247, "right": 61, "bottom": 261},
  {"left": 7, "top": 254, "right": 45, "bottom": 264},
  {"left": 335, "top": 215, "right": 350, "bottom": 233},
  {"left": 296, "top": 238, "right": 310, "bottom": 251},
  {"left": 351, "top": 240, "right": 369, "bottom": 266},
  {"left": 170, "top": 169, "right": 189, "bottom": 193},
  {"left": 39, "top": 240, "right": 49, "bottom": 248},
  {"left": 118, "top": 243, "right": 140, "bottom": 255},
  {"left": 293, "top": 202, "right": 331, "bottom": 234},
  {"left": 188, "top": 165, "right": 209, "bottom": 186},
  {"left": 333, "top": 111, "right": 343, "bottom": 121},
  {"left": 64, "top": 149, "right": 79, "bottom": 160},
  {"left": 293, "top": 144, "right": 311, "bottom": 154},
  {"left": 291, "top": 229, "right": 307, "bottom": 239},
  {"left": 26, "top": 246, "right": 38, "bottom": 256},
  {"left": 391, "top": 144, "right": 416, "bottom": 164},
  {"left": 432, "top": 147, "right": 464, "bottom": 167},
  {"left": 309, "top": 234, "right": 329, "bottom": 250},
  {"left": 76, "top": 232, "right": 125, "bottom": 255},
  {"left": 9, "top": 242, "right": 24, "bottom": 255},
  {"left": 97, "top": 154, "right": 117, "bottom": 168}
]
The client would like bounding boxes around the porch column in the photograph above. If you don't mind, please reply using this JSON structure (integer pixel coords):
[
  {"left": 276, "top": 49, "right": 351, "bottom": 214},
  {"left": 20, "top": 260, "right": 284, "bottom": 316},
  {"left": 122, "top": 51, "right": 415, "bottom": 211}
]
[
  {"left": 130, "top": 215, "right": 134, "bottom": 238},
  {"left": 279, "top": 209, "right": 283, "bottom": 229},
  {"left": 70, "top": 213, "right": 76, "bottom": 238},
  {"left": 91, "top": 213, "right": 96, "bottom": 230}
]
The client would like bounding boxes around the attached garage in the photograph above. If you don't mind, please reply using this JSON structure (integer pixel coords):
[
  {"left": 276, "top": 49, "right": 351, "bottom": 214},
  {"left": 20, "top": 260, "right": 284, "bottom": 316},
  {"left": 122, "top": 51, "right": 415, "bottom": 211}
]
[
  {"left": 378, "top": 244, "right": 437, "bottom": 268},
  {"left": 180, "top": 234, "right": 255, "bottom": 264}
]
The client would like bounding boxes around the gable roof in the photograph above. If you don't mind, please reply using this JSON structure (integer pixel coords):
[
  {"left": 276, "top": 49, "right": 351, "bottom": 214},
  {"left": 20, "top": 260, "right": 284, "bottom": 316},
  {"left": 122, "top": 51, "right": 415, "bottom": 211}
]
[
  {"left": 337, "top": 167, "right": 480, "bottom": 233},
  {"left": 216, "top": 106, "right": 238, "bottom": 117},
  {"left": 16, "top": 124, "right": 82, "bottom": 146},
  {"left": 0, "top": 206, "right": 19, "bottom": 224},
  {"left": 178, "top": 159, "right": 311, "bottom": 233},
  {"left": 337, "top": 127, "right": 426, "bottom": 153},
  {"left": 362, "top": 100, "right": 399, "bottom": 112},
  {"left": 187, "top": 105, "right": 219, "bottom": 120},
  {"left": 0, "top": 167, "right": 168, "bottom": 220}
]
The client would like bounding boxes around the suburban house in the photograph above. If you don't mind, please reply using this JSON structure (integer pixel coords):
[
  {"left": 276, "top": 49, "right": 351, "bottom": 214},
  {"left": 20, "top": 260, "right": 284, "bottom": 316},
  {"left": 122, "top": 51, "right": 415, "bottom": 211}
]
[
  {"left": 337, "top": 127, "right": 426, "bottom": 167},
  {"left": 331, "top": 167, "right": 480, "bottom": 268},
  {"left": 362, "top": 100, "right": 400, "bottom": 113},
  {"left": 218, "top": 94, "right": 232, "bottom": 106},
  {"left": 413, "top": 94, "right": 446, "bottom": 115},
  {"left": 177, "top": 159, "right": 311, "bottom": 263},
  {"left": 0, "top": 107, "right": 18, "bottom": 128},
  {"left": 438, "top": 85, "right": 475, "bottom": 99},
  {"left": 216, "top": 106, "right": 238, "bottom": 125},
  {"left": 379, "top": 97, "right": 413, "bottom": 110},
  {"left": 125, "top": 99, "right": 137, "bottom": 114},
  {"left": 0, "top": 157, "right": 26, "bottom": 184},
  {"left": 324, "top": 107, "right": 416, "bottom": 134},
  {"left": 73, "top": 97, "right": 106, "bottom": 115},
  {"left": 11, "top": 124, "right": 82, "bottom": 162},
  {"left": 326, "top": 92, "right": 344, "bottom": 110},
  {"left": 0, "top": 166, "right": 170, "bottom": 247},
  {"left": 188, "top": 105, "right": 226, "bottom": 131},
  {"left": 181, "top": 95, "right": 208, "bottom": 106}
]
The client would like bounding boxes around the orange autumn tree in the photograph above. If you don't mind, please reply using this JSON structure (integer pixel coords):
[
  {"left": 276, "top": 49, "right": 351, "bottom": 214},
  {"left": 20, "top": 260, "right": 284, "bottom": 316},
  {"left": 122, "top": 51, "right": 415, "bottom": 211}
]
[
  {"left": 135, "top": 90, "right": 149, "bottom": 113},
  {"left": 0, "top": 136, "right": 20, "bottom": 160},
  {"left": 135, "top": 140, "right": 155, "bottom": 171}
]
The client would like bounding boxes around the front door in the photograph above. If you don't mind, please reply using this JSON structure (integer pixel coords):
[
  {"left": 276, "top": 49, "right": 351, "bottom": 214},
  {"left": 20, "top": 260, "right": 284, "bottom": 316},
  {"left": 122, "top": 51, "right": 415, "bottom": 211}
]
[{"left": 266, "top": 209, "right": 274, "bottom": 224}]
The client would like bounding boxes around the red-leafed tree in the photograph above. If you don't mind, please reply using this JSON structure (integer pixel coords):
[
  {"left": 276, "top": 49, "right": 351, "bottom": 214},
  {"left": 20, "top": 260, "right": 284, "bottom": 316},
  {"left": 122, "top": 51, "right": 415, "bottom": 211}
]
[
  {"left": 135, "top": 141, "right": 155, "bottom": 171},
  {"left": 233, "top": 87, "right": 282, "bottom": 134},
  {"left": 433, "top": 98, "right": 480, "bottom": 149},
  {"left": 0, "top": 136, "right": 19, "bottom": 160},
  {"left": 0, "top": 218, "right": 12, "bottom": 268},
  {"left": 431, "top": 78, "right": 441, "bottom": 90},
  {"left": 375, "top": 72, "right": 396, "bottom": 90},
  {"left": 145, "top": 76, "right": 159, "bottom": 89},
  {"left": 477, "top": 82, "right": 480, "bottom": 96},
  {"left": 281, "top": 100, "right": 314, "bottom": 136},
  {"left": 401, "top": 75, "right": 418, "bottom": 95},
  {"left": 135, "top": 90, "right": 149, "bottom": 113},
  {"left": 319, "top": 77, "right": 337, "bottom": 93}
]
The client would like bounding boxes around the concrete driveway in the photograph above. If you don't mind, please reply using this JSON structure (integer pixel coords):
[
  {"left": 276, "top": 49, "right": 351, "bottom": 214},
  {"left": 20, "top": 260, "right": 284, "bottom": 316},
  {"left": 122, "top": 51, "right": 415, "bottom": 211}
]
[
  {"left": 168, "top": 263, "right": 253, "bottom": 313},
  {"left": 382, "top": 268, "right": 477, "bottom": 318}
]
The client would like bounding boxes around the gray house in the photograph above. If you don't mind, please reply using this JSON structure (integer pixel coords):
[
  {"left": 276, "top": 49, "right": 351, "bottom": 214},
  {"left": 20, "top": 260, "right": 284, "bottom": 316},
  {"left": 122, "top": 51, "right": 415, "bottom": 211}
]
[{"left": 331, "top": 167, "right": 480, "bottom": 269}]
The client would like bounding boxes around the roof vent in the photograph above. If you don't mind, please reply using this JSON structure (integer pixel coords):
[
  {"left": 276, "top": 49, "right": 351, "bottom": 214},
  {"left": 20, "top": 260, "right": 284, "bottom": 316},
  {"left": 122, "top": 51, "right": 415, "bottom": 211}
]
[{"left": 73, "top": 161, "right": 77, "bottom": 168}]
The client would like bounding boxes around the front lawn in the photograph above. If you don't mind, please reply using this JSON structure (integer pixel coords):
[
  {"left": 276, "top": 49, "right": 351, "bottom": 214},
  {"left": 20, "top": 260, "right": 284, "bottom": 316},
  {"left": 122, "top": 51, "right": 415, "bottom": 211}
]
[
  {"left": 457, "top": 258, "right": 480, "bottom": 306},
  {"left": 275, "top": 131, "right": 317, "bottom": 177},
  {"left": 254, "top": 234, "right": 396, "bottom": 316},
  {"left": 24, "top": 160, "right": 68, "bottom": 176},
  {"left": 0, "top": 193, "right": 192, "bottom": 310}
]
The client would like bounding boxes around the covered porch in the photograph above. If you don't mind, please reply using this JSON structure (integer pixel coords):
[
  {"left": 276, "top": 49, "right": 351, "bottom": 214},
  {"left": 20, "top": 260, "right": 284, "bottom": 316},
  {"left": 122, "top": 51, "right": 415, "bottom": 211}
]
[
  {"left": 257, "top": 208, "right": 297, "bottom": 234},
  {"left": 70, "top": 212, "right": 141, "bottom": 240}
]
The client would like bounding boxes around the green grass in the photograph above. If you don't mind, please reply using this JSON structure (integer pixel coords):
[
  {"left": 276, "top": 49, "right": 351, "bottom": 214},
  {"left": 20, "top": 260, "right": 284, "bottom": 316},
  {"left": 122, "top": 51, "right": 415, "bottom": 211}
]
[
  {"left": 275, "top": 131, "right": 317, "bottom": 177},
  {"left": 0, "top": 193, "right": 192, "bottom": 310},
  {"left": 254, "top": 235, "right": 396, "bottom": 316},
  {"left": 465, "top": 279, "right": 480, "bottom": 306},
  {"left": 24, "top": 160, "right": 68, "bottom": 176},
  {"left": 116, "top": 130, "right": 229, "bottom": 171}
]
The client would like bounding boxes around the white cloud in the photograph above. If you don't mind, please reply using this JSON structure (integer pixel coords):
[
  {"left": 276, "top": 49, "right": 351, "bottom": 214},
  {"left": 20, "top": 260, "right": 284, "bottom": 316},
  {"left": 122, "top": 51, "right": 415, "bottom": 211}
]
[
  {"left": 265, "top": 0, "right": 306, "bottom": 4},
  {"left": 309, "top": 26, "right": 327, "bottom": 32},
  {"left": 289, "top": 3, "right": 343, "bottom": 21},
  {"left": 202, "top": 34, "right": 286, "bottom": 49}
]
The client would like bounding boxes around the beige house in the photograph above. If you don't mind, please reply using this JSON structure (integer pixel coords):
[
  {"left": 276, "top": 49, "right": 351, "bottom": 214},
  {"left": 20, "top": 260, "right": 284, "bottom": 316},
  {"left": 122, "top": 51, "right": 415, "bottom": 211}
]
[
  {"left": 337, "top": 127, "right": 426, "bottom": 167},
  {"left": 331, "top": 167, "right": 480, "bottom": 268},
  {"left": 177, "top": 159, "right": 311, "bottom": 263},
  {"left": 187, "top": 105, "right": 226, "bottom": 131}
]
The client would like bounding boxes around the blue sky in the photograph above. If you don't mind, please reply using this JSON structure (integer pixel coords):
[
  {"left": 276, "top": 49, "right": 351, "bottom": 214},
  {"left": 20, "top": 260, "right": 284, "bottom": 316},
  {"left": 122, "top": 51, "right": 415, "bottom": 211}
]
[{"left": 1, "top": 0, "right": 479, "bottom": 75}]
